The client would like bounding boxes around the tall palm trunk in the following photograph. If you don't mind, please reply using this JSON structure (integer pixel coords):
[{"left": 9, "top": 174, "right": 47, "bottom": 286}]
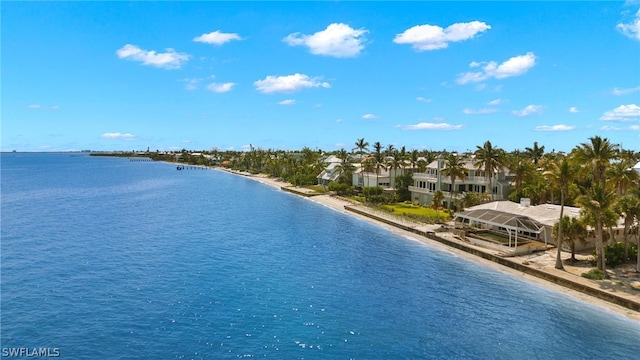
[
  {"left": 622, "top": 216, "right": 632, "bottom": 260},
  {"left": 595, "top": 217, "right": 606, "bottom": 275},
  {"left": 556, "top": 191, "right": 565, "bottom": 270},
  {"left": 449, "top": 178, "right": 456, "bottom": 211},
  {"left": 488, "top": 173, "right": 494, "bottom": 200}
]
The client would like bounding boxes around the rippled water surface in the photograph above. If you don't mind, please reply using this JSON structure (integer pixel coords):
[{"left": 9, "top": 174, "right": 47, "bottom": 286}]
[{"left": 2, "top": 153, "right": 639, "bottom": 359}]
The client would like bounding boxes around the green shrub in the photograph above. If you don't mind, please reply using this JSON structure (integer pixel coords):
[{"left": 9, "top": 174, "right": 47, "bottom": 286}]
[
  {"left": 630, "top": 242, "right": 638, "bottom": 259},
  {"left": 592, "top": 242, "right": 639, "bottom": 268},
  {"left": 581, "top": 268, "right": 605, "bottom": 280},
  {"left": 363, "top": 186, "right": 385, "bottom": 203},
  {"left": 606, "top": 242, "right": 626, "bottom": 268},
  {"left": 327, "top": 182, "right": 353, "bottom": 196}
]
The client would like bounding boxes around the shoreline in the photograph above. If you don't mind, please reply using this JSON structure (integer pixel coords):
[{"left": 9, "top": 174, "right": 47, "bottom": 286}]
[{"left": 215, "top": 168, "right": 640, "bottom": 323}]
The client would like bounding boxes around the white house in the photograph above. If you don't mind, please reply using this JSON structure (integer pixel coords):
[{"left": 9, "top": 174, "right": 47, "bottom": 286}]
[
  {"left": 316, "top": 155, "right": 344, "bottom": 186},
  {"left": 352, "top": 161, "right": 410, "bottom": 189},
  {"left": 410, "top": 154, "right": 512, "bottom": 208},
  {"left": 455, "top": 199, "right": 626, "bottom": 250}
]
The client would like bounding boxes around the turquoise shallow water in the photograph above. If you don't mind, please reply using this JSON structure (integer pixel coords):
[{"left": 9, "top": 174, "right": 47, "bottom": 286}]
[{"left": 2, "top": 153, "right": 639, "bottom": 359}]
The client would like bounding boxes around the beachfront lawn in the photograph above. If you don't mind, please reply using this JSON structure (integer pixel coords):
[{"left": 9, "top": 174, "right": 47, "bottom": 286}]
[
  {"left": 303, "top": 184, "right": 328, "bottom": 193},
  {"left": 380, "top": 203, "right": 450, "bottom": 223}
]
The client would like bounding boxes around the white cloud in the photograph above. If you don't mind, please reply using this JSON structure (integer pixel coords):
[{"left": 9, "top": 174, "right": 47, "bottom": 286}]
[
  {"left": 362, "top": 113, "right": 377, "bottom": 119},
  {"left": 601, "top": 125, "right": 622, "bottom": 131},
  {"left": 612, "top": 86, "right": 640, "bottom": 95},
  {"left": 182, "top": 77, "right": 203, "bottom": 90},
  {"left": 253, "top": 73, "right": 331, "bottom": 94},
  {"left": 394, "top": 21, "right": 490, "bottom": 51},
  {"left": 402, "top": 122, "right": 463, "bottom": 130},
  {"left": 512, "top": 105, "right": 544, "bottom": 117},
  {"left": 284, "top": 23, "right": 367, "bottom": 58},
  {"left": 631, "top": 124, "right": 640, "bottom": 130},
  {"left": 206, "top": 82, "right": 235, "bottom": 93},
  {"left": 193, "top": 30, "right": 242, "bottom": 45},
  {"left": 616, "top": 9, "right": 640, "bottom": 40},
  {"left": 457, "top": 52, "right": 537, "bottom": 84},
  {"left": 116, "top": 44, "right": 189, "bottom": 69},
  {"left": 28, "top": 104, "right": 59, "bottom": 110},
  {"left": 600, "top": 104, "right": 640, "bottom": 121},
  {"left": 101, "top": 132, "right": 135, "bottom": 139},
  {"left": 569, "top": 107, "right": 579, "bottom": 113},
  {"left": 463, "top": 108, "right": 497, "bottom": 114},
  {"left": 534, "top": 125, "right": 575, "bottom": 131},
  {"left": 487, "top": 98, "right": 503, "bottom": 105},
  {"left": 278, "top": 99, "right": 296, "bottom": 105},
  {"left": 417, "top": 97, "right": 432, "bottom": 103}
]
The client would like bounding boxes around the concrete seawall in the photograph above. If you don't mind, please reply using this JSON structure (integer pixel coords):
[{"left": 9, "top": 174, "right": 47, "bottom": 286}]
[
  {"left": 280, "top": 186, "right": 320, "bottom": 197},
  {"left": 344, "top": 205, "right": 640, "bottom": 313}
]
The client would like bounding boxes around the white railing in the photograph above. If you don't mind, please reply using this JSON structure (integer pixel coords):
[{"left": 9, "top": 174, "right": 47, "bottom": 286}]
[{"left": 408, "top": 186, "right": 505, "bottom": 200}]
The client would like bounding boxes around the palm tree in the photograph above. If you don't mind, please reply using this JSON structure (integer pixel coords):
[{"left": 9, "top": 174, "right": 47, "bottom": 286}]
[
  {"left": 354, "top": 138, "right": 369, "bottom": 187},
  {"left": 612, "top": 189, "right": 640, "bottom": 261},
  {"left": 354, "top": 138, "right": 369, "bottom": 158},
  {"left": 574, "top": 135, "right": 619, "bottom": 189},
  {"left": 421, "top": 149, "right": 437, "bottom": 165},
  {"left": 577, "top": 184, "right": 616, "bottom": 274},
  {"left": 474, "top": 140, "right": 504, "bottom": 201},
  {"left": 432, "top": 188, "right": 444, "bottom": 206},
  {"left": 524, "top": 141, "right": 545, "bottom": 165},
  {"left": 606, "top": 160, "right": 639, "bottom": 196},
  {"left": 441, "top": 153, "right": 467, "bottom": 211},
  {"left": 372, "top": 142, "right": 385, "bottom": 187},
  {"left": 386, "top": 150, "right": 403, "bottom": 189},
  {"left": 409, "top": 149, "right": 420, "bottom": 173},
  {"left": 506, "top": 154, "right": 535, "bottom": 199},
  {"left": 384, "top": 144, "right": 396, "bottom": 156},
  {"left": 544, "top": 155, "right": 577, "bottom": 269},
  {"left": 553, "top": 215, "right": 587, "bottom": 262}
]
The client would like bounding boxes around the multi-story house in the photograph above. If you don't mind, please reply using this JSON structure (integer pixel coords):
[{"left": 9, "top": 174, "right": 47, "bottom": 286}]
[{"left": 409, "top": 154, "right": 512, "bottom": 208}]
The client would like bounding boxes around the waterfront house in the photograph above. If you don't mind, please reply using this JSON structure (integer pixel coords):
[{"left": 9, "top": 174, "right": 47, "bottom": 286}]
[
  {"left": 409, "top": 154, "right": 513, "bottom": 208},
  {"left": 455, "top": 199, "right": 626, "bottom": 251},
  {"left": 352, "top": 159, "right": 411, "bottom": 189},
  {"left": 317, "top": 155, "right": 344, "bottom": 186}
]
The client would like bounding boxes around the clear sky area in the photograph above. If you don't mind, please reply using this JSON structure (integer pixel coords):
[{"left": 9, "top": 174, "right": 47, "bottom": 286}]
[{"left": 2, "top": 1, "right": 639, "bottom": 153}]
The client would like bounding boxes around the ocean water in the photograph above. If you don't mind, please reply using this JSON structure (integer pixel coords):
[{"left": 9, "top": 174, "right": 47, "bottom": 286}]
[{"left": 1, "top": 153, "right": 639, "bottom": 359}]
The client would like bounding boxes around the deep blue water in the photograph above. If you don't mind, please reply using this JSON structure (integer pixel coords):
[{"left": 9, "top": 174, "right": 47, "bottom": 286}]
[{"left": 1, "top": 153, "right": 639, "bottom": 359}]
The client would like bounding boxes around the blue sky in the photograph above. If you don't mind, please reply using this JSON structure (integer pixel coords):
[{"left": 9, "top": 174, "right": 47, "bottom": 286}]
[{"left": 2, "top": 1, "right": 640, "bottom": 153}]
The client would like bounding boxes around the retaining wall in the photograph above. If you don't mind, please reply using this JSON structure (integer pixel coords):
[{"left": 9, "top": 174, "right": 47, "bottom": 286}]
[{"left": 344, "top": 205, "right": 640, "bottom": 313}]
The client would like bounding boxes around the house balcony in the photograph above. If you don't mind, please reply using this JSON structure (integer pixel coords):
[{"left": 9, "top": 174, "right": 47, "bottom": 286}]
[
  {"left": 408, "top": 186, "right": 505, "bottom": 201},
  {"left": 412, "top": 174, "right": 492, "bottom": 185}
]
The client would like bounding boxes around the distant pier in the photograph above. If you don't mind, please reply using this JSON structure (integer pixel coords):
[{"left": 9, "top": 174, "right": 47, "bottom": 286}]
[{"left": 176, "top": 165, "right": 209, "bottom": 170}]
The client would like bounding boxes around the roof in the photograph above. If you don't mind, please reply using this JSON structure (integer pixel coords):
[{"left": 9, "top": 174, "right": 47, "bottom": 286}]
[
  {"left": 317, "top": 162, "right": 342, "bottom": 181},
  {"left": 323, "top": 155, "right": 342, "bottom": 164},
  {"left": 462, "top": 200, "right": 580, "bottom": 227},
  {"left": 455, "top": 209, "right": 545, "bottom": 234}
]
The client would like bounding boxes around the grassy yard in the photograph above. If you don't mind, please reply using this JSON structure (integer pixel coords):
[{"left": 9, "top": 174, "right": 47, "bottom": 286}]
[
  {"left": 303, "top": 184, "right": 327, "bottom": 193},
  {"left": 380, "top": 203, "right": 450, "bottom": 222}
]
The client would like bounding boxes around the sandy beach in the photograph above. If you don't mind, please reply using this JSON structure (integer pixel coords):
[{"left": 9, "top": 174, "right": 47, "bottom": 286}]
[{"left": 216, "top": 168, "right": 640, "bottom": 323}]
